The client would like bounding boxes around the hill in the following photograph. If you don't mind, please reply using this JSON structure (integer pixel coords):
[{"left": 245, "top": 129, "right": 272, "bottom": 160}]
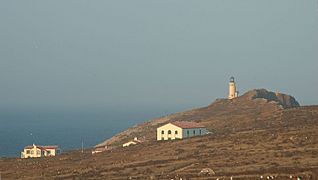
[
  {"left": 1, "top": 89, "right": 318, "bottom": 179},
  {"left": 95, "top": 89, "right": 300, "bottom": 148}
]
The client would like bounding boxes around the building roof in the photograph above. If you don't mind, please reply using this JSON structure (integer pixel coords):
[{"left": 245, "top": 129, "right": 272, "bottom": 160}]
[
  {"left": 24, "top": 145, "right": 59, "bottom": 150},
  {"left": 170, "top": 121, "right": 205, "bottom": 129},
  {"left": 43, "top": 146, "right": 59, "bottom": 149},
  {"left": 24, "top": 146, "right": 37, "bottom": 149}
]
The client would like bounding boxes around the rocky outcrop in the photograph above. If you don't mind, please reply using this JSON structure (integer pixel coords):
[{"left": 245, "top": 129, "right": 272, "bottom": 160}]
[{"left": 242, "top": 89, "right": 300, "bottom": 108}]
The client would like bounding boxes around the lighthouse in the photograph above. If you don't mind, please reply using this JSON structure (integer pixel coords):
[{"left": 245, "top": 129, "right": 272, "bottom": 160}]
[{"left": 228, "top": 77, "right": 239, "bottom": 99}]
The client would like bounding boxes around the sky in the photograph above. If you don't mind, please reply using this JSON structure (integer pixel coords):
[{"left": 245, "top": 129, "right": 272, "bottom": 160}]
[{"left": 0, "top": 0, "right": 318, "bottom": 113}]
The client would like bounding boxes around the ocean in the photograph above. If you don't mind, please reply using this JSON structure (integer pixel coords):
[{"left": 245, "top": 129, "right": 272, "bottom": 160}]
[{"left": 0, "top": 107, "right": 174, "bottom": 157}]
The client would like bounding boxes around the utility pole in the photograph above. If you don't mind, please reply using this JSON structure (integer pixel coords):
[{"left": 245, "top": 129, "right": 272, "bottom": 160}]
[{"left": 81, "top": 140, "right": 84, "bottom": 153}]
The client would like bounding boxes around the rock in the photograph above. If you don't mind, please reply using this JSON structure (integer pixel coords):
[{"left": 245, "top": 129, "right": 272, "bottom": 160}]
[
  {"left": 199, "top": 168, "right": 215, "bottom": 175},
  {"left": 242, "top": 89, "right": 300, "bottom": 108}
]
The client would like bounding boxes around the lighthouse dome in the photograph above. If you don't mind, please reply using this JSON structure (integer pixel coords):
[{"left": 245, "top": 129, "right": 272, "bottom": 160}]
[{"left": 230, "top": 77, "right": 235, "bottom": 82}]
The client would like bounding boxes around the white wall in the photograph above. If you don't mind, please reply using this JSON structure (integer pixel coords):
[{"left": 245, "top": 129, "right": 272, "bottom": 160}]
[
  {"left": 157, "top": 123, "right": 182, "bottom": 141},
  {"left": 21, "top": 146, "right": 42, "bottom": 158},
  {"left": 44, "top": 148, "right": 59, "bottom": 156},
  {"left": 123, "top": 141, "right": 136, "bottom": 147}
]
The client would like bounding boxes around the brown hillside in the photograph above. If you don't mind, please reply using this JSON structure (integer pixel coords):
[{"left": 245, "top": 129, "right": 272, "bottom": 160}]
[
  {"left": 96, "top": 89, "right": 300, "bottom": 148},
  {"left": 1, "top": 104, "right": 318, "bottom": 179}
]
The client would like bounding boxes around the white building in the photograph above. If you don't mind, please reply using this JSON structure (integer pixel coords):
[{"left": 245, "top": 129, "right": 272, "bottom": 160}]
[
  {"left": 157, "top": 121, "right": 207, "bottom": 141},
  {"left": 92, "top": 146, "right": 109, "bottom": 154},
  {"left": 123, "top": 137, "right": 142, "bottom": 147},
  {"left": 21, "top": 144, "right": 61, "bottom": 158}
]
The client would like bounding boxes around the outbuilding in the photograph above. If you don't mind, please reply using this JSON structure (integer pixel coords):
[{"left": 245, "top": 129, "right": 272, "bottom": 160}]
[
  {"left": 123, "top": 137, "right": 142, "bottom": 147},
  {"left": 92, "top": 146, "right": 109, "bottom": 154},
  {"left": 157, "top": 121, "right": 207, "bottom": 141}
]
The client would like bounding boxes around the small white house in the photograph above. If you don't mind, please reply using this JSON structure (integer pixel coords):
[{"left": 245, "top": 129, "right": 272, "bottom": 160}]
[
  {"left": 157, "top": 121, "right": 207, "bottom": 141},
  {"left": 21, "top": 144, "right": 61, "bottom": 158},
  {"left": 123, "top": 137, "right": 142, "bottom": 147}
]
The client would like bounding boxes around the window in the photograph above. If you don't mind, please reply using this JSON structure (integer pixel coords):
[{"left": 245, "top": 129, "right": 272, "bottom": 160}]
[
  {"left": 168, "top": 130, "right": 172, "bottom": 134},
  {"left": 193, "top": 130, "right": 196, "bottom": 135},
  {"left": 31, "top": 150, "right": 34, "bottom": 155},
  {"left": 187, "top": 130, "right": 189, "bottom": 137},
  {"left": 161, "top": 137, "right": 164, "bottom": 140},
  {"left": 168, "top": 137, "right": 171, "bottom": 140},
  {"left": 47, "top": 150, "right": 51, "bottom": 155},
  {"left": 200, "top": 130, "right": 202, "bottom": 135},
  {"left": 37, "top": 150, "right": 41, "bottom": 155},
  {"left": 26, "top": 150, "right": 30, "bottom": 154},
  {"left": 175, "top": 131, "right": 178, "bottom": 134},
  {"left": 161, "top": 130, "right": 164, "bottom": 134}
]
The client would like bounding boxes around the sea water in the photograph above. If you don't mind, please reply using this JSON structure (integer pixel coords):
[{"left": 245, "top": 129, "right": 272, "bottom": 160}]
[{"left": 0, "top": 108, "right": 172, "bottom": 157}]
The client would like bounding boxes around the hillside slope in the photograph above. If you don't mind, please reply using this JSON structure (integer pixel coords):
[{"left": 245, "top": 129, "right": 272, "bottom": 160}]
[
  {"left": 1, "top": 102, "right": 318, "bottom": 179},
  {"left": 96, "top": 89, "right": 299, "bottom": 148}
]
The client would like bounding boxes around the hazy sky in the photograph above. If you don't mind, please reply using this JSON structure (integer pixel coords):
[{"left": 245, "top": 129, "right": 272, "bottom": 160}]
[{"left": 1, "top": 0, "right": 317, "bottom": 112}]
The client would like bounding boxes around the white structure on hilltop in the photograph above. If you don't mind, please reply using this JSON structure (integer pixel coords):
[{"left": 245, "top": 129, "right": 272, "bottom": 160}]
[
  {"left": 21, "top": 144, "right": 61, "bottom": 158},
  {"left": 228, "top": 76, "right": 239, "bottom": 99},
  {"left": 157, "top": 121, "right": 207, "bottom": 141}
]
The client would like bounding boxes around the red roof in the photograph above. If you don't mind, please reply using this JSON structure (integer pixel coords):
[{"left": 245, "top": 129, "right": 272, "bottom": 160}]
[
  {"left": 171, "top": 121, "right": 205, "bottom": 129},
  {"left": 43, "top": 146, "right": 59, "bottom": 149}
]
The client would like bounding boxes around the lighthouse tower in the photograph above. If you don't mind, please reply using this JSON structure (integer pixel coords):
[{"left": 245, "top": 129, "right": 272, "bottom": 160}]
[{"left": 228, "top": 77, "right": 238, "bottom": 99}]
